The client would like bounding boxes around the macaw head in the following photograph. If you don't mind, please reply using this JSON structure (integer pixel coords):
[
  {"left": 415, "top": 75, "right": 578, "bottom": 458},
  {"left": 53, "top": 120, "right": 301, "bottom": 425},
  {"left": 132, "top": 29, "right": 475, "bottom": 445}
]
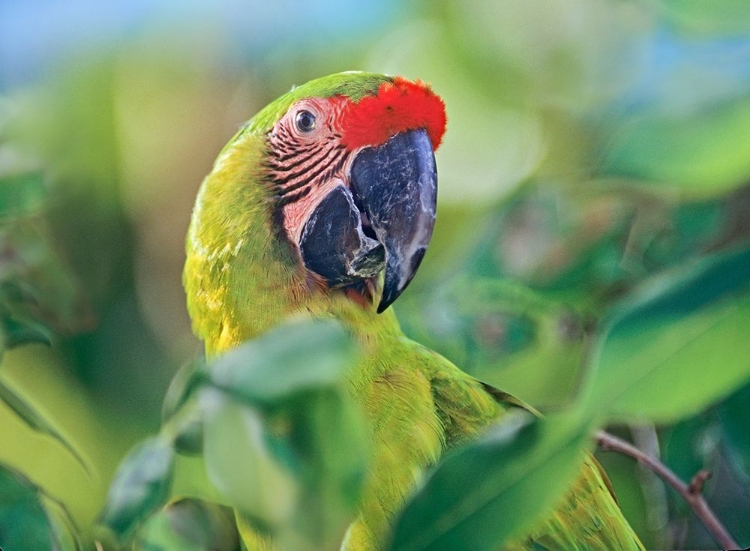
[{"left": 189, "top": 72, "right": 446, "bottom": 325}]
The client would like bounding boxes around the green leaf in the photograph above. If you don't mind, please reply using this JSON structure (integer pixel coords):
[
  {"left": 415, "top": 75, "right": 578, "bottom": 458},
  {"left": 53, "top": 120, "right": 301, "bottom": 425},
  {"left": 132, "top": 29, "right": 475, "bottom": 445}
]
[
  {"left": 584, "top": 245, "right": 750, "bottom": 424},
  {"left": 661, "top": 416, "right": 716, "bottom": 496},
  {"left": 0, "top": 171, "right": 47, "bottom": 218},
  {"left": 1, "top": 315, "right": 53, "bottom": 348},
  {"left": 0, "top": 464, "right": 55, "bottom": 551},
  {"left": 0, "top": 217, "right": 91, "bottom": 342},
  {"left": 172, "top": 415, "right": 204, "bottom": 457},
  {"left": 162, "top": 360, "right": 205, "bottom": 456},
  {"left": 100, "top": 436, "right": 175, "bottom": 537},
  {"left": 162, "top": 358, "right": 205, "bottom": 422},
  {"left": 194, "top": 318, "right": 366, "bottom": 549},
  {"left": 602, "top": 97, "right": 750, "bottom": 197},
  {"left": 659, "top": 0, "right": 750, "bottom": 33},
  {"left": 388, "top": 411, "right": 591, "bottom": 551},
  {"left": 202, "top": 392, "right": 300, "bottom": 528},
  {"left": 134, "top": 499, "right": 239, "bottom": 551},
  {"left": 281, "top": 389, "right": 369, "bottom": 550},
  {"left": 202, "top": 387, "right": 368, "bottom": 551},
  {"left": 0, "top": 379, "right": 89, "bottom": 473},
  {"left": 719, "top": 382, "right": 750, "bottom": 478},
  {"left": 43, "top": 497, "right": 83, "bottom": 551},
  {"left": 207, "top": 319, "right": 356, "bottom": 406}
]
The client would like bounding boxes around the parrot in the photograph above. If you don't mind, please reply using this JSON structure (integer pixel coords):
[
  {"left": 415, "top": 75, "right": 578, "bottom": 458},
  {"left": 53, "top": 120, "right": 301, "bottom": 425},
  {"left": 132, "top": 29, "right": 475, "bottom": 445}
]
[{"left": 183, "top": 71, "right": 644, "bottom": 551}]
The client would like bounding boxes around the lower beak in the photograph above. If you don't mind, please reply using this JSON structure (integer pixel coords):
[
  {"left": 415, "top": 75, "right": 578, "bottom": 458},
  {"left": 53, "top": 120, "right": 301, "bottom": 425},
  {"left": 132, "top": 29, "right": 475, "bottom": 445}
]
[{"left": 299, "top": 128, "right": 438, "bottom": 313}]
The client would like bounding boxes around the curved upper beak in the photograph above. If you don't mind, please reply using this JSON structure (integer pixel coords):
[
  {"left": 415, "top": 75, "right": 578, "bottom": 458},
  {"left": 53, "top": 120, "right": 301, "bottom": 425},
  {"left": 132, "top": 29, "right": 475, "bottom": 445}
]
[
  {"left": 298, "top": 128, "right": 437, "bottom": 313},
  {"left": 350, "top": 128, "right": 437, "bottom": 312}
]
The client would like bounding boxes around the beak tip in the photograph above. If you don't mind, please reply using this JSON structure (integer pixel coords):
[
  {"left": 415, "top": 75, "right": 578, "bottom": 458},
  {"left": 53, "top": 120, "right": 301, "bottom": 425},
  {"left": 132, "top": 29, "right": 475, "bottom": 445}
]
[{"left": 376, "top": 295, "right": 395, "bottom": 314}]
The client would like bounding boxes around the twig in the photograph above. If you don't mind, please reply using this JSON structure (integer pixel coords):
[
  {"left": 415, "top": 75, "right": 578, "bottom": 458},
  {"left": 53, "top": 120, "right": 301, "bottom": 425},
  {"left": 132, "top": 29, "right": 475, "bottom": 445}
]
[{"left": 596, "top": 430, "right": 739, "bottom": 551}]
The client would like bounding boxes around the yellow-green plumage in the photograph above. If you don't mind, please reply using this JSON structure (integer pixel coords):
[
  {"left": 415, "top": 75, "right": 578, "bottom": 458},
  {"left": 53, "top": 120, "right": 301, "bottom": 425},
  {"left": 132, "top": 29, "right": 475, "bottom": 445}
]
[{"left": 184, "top": 72, "right": 644, "bottom": 551}]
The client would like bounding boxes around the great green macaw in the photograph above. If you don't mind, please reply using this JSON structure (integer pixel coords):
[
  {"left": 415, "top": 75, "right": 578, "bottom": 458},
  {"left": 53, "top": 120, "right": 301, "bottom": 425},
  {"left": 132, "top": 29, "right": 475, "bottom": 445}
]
[{"left": 184, "top": 72, "right": 643, "bottom": 551}]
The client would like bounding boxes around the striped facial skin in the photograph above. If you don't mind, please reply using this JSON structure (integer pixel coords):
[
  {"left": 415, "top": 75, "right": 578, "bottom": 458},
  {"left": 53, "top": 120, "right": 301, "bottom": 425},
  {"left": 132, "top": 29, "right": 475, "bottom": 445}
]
[{"left": 266, "top": 97, "right": 356, "bottom": 247}]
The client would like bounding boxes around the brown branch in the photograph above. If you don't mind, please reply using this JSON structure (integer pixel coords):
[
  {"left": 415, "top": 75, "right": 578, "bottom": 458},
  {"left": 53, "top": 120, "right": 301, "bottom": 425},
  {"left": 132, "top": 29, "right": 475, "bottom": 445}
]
[{"left": 596, "top": 430, "right": 739, "bottom": 551}]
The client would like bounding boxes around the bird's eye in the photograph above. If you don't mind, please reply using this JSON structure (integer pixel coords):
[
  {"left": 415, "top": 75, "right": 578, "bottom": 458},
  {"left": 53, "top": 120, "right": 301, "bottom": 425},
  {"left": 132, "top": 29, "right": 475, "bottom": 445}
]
[{"left": 295, "top": 110, "right": 316, "bottom": 133}]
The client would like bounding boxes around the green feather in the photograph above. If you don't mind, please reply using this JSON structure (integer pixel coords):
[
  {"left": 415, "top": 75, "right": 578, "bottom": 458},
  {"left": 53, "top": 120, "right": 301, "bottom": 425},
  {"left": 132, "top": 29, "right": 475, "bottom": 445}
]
[{"left": 184, "top": 71, "right": 644, "bottom": 551}]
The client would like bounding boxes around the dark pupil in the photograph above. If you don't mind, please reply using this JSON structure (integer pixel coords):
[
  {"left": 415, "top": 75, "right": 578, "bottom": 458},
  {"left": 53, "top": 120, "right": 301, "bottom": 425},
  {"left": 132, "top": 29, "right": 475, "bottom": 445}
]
[{"left": 296, "top": 110, "right": 316, "bottom": 132}]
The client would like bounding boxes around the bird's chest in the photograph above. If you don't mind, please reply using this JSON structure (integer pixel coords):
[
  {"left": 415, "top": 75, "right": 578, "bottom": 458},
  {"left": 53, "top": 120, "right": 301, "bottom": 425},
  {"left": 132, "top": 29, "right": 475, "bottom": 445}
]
[{"left": 344, "top": 365, "right": 445, "bottom": 549}]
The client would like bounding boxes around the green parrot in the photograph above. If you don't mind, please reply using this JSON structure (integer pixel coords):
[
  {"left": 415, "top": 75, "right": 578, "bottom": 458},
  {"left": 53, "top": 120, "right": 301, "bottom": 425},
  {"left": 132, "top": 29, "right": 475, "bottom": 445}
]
[{"left": 184, "top": 71, "right": 644, "bottom": 551}]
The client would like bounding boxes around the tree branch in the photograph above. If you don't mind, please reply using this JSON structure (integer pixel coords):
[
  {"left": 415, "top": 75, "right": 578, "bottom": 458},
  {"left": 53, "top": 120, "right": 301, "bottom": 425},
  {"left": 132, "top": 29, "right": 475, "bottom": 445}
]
[{"left": 596, "top": 430, "right": 739, "bottom": 551}]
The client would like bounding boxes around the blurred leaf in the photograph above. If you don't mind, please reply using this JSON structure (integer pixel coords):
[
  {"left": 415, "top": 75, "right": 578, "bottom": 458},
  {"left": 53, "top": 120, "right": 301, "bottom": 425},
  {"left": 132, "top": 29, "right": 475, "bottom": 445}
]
[
  {"left": 202, "top": 387, "right": 368, "bottom": 551},
  {"left": 162, "top": 360, "right": 205, "bottom": 456},
  {"left": 200, "top": 319, "right": 366, "bottom": 550},
  {"left": 399, "top": 277, "right": 587, "bottom": 408},
  {"left": 662, "top": 416, "right": 717, "bottom": 486},
  {"left": 0, "top": 152, "right": 91, "bottom": 347},
  {"left": 0, "top": 171, "right": 47, "bottom": 218},
  {"left": 459, "top": 182, "right": 736, "bottom": 307},
  {"left": 43, "top": 496, "right": 83, "bottom": 551},
  {"left": 0, "top": 217, "right": 91, "bottom": 342},
  {"left": 584, "top": 245, "right": 750, "bottom": 423},
  {"left": 719, "top": 382, "right": 750, "bottom": 478},
  {"left": 659, "top": 0, "right": 750, "bottom": 33},
  {"left": 162, "top": 358, "right": 205, "bottom": 422},
  {"left": 281, "top": 389, "right": 369, "bottom": 550},
  {"left": 0, "top": 379, "right": 88, "bottom": 473},
  {"left": 388, "top": 411, "right": 591, "bottom": 551},
  {"left": 172, "top": 415, "right": 204, "bottom": 457},
  {"left": 134, "top": 499, "right": 239, "bottom": 551},
  {"left": 100, "top": 436, "right": 175, "bottom": 537},
  {"left": 0, "top": 463, "right": 79, "bottom": 551},
  {"left": 603, "top": 97, "right": 750, "bottom": 197},
  {"left": 208, "top": 319, "right": 357, "bottom": 405},
  {"left": 1, "top": 314, "right": 52, "bottom": 348},
  {"left": 202, "top": 393, "right": 299, "bottom": 529}
]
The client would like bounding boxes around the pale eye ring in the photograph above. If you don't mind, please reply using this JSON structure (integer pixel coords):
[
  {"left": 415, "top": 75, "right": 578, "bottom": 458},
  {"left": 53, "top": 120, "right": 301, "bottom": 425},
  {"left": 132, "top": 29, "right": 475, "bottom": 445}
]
[{"left": 295, "top": 110, "right": 317, "bottom": 133}]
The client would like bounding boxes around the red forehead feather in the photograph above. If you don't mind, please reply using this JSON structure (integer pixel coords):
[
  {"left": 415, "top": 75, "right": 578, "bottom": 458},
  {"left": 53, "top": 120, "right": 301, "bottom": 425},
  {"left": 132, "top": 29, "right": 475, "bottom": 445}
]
[{"left": 340, "top": 77, "right": 446, "bottom": 151}]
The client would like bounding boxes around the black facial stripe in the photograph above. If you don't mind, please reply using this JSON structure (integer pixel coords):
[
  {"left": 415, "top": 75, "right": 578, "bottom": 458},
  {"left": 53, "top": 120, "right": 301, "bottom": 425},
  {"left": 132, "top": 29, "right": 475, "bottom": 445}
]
[
  {"left": 316, "top": 153, "right": 348, "bottom": 190},
  {"left": 268, "top": 143, "right": 331, "bottom": 174},
  {"left": 273, "top": 140, "right": 337, "bottom": 185},
  {"left": 275, "top": 178, "right": 310, "bottom": 197},
  {"left": 273, "top": 143, "right": 318, "bottom": 163},
  {"left": 275, "top": 185, "right": 312, "bottom": 207},
  {"left": 273, "top": 143, "right": 340, "bottom": 189}
]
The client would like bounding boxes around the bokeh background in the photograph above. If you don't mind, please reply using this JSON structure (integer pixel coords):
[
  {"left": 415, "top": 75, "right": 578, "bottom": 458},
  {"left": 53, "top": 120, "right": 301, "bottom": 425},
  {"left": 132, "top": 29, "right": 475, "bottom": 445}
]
[{"left": 2, "top": 0, "right": 750, "bottom": 549}]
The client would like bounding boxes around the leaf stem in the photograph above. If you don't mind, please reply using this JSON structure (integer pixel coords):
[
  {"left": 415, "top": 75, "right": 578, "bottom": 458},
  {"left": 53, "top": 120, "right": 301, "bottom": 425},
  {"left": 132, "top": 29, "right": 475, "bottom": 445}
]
[{"left": 596, "top": 430, "right": 739, "bottom": 551}]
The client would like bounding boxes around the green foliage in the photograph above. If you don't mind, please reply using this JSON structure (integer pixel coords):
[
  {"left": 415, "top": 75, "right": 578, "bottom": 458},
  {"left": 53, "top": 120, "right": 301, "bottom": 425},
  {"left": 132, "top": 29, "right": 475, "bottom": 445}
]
[
  {"left": 389, "top": 412, "right": 591, "bottom": 551},
  {"left": 100, "top": 437, "right": 175, "bottom": 537},
  {"left": 199, "top": 320, "right": 367, "bottom": 551},
  {"left": 0, "top": 169, "right": 89, "bottom": 352},
  {"left": 387, "top": 244, "right": 750, "bottom": 550},
  {"left": 0, "top": 149, "right": 91, "bottom": 501},
  {"left": 660, "top": 0, "right": 750, "bottom": 33},
  {"left": 98, "top": 320, "right": 366, "bottom": 549},
  {"left": 399, "top": 277, "right": 587, "bottom": 408},
  {"left": 0, "top": 171, "right": 46, "bottom": 218},
  {"left": 719, "top": 383, "right": 750, "bottom": 478},
  {"left": 602, "top": 98, "right": 750, "bottom": 197},
  {"left": 0, "top": 463, "right": 80, "bottom": 551},
  {"left": 133, "top": 499, "right": 239, "bottom": 551},
  {"left": 0, "top": 380, "right": 88, "bottom": 472},
  {"left": 583, "top": 246, "right": 750, "bottom": 423},
  {"left": 205, "top": 320, "right": 358, "bottom": 405}
]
